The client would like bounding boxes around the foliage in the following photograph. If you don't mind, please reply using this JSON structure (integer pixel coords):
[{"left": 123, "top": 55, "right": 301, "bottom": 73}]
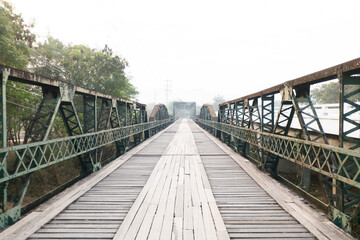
[
  {"left": 0, "top": 1, "right": 38, "bottom": 146},
  {"left": 311, "top": 82, "right": 339, "bottom": 104},
  {"left": 311, "top": 81, "right": 360, "bottom": 104},
  {"left": 212, "top": 95, "right": 225, "bottom": 111},
  {"left": 0, "top": 0, "right": 35, "bottom": 70},
  {"left": 31, "top": 38, "right": 138, "bottom": 99},
  {"left": 6, "top": 83, "right": 41, "bottom": 145}
]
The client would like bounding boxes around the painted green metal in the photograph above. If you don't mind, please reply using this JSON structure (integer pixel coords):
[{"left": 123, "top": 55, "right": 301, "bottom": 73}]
[
  {"left": 261, "top": 94, "right": 274, "bottom": 133},
  {"left": 0, "top": 69, "right": 8, "bottom": 228},
  {"left": 0, "top": 120, "right": 172, "bottom": 184},
  {"left": 149, "top": 104, "right": 170, "bottom": 136},
  {"left": 340, "top": 74, "right": 360, "bottom": 150},
  {"left": 0, "top": 65, "right": 173, "bottom": 230},
  {"left": 0, "top": 119, "right": 172, "bottom": 228},
  {"left": 198, "top": 73, "right": 360, "bottom": 236},
  {"left": 338, "top": 72, "right": 360, "bottom": 231},
  {"left": 197, "top": 119, "right": 360, "bottom": 189}
]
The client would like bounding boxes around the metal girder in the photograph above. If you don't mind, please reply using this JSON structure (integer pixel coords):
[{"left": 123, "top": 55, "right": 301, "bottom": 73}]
[
  {"left": 338, "top": 72, "right": 360, "bottom": 231},
  {"left": 198, "top": 58, "right": 360, "bottom": 235},
  {"left": 1, "top": 85, "right": 62, "bottom": 228},
  {"left": 0, "top": 65, "right": 174, "bottom": 230},
  {"left": 82, "top": 95, "right": 99, "bottom": 172},
  {"left": 261, "top": 94, "right": 274, "bottom": 133},
  {"left": 199, "top": 104, "right": 216, "bottom": 121},
  {"left": 0, "top": 69, "right": 9, "bottom": 226},
  {"left": 149, "top": 104, "right": 170, "bottom": 136},
  {"left": 198, "top": 119, "right": 360, "bottom": 190},
  {"left": 0, "top": 65, "right": 144, "bottom": 108},
  {"left": 220, "top": 57, "right": 360, "bottom": 107},
  {"left": 0, "top": 120, "right": 173, "bottom": 183},
  {"left": 198, "top": 118, "right": 360, "bottom": 233}
]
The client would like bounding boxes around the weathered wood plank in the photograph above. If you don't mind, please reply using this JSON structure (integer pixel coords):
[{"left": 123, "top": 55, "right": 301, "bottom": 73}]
[{"left": 193, "top": 121, "right": 353, "bottom": 240}]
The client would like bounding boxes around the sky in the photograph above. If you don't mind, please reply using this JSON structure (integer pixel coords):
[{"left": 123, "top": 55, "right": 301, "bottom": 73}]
[{"left": 8, "top": 0, "right": 360, "bottom": 106}]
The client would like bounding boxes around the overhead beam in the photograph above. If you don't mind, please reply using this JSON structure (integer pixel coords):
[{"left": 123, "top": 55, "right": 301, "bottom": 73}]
[
  {"left": 0, "top": 65, "right": 146, "bottom": 107},
  {"left": 220, "top": 57, "right": 360, "bottom": 106}
]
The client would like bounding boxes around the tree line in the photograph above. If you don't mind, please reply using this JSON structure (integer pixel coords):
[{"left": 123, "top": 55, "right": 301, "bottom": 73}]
[
  {"left": 0, "top": 0, "right": 137, "bottom": 99},
  {"left": 0, "top": 0, "right": 140, "bottom": 145}
]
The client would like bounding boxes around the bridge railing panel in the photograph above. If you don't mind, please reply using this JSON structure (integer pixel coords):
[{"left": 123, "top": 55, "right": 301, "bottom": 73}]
[
  {"left": 197, "top": 58, "right": 360, "bottom": 236},
  {"left": 0, "top": 65, "right": 173, "bottom": 230}
]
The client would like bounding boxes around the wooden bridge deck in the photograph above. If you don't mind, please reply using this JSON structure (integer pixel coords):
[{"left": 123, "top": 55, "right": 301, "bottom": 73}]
[{"left": 1, "top": 120, "right": 352, "bottom": 240}]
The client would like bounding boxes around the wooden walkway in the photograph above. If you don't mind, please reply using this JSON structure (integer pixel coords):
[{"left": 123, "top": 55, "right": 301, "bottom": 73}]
[{"left": 1, "top": 119, "right": 353, "bottom": 240}]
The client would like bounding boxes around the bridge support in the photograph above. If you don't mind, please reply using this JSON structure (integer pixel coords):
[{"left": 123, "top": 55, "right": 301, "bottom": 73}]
[
  {"left": 0, "top": 65, "right": 174, "bottom": 230},
  {"left": 197, "top": 57, "right": 360, "bottom": 235}
]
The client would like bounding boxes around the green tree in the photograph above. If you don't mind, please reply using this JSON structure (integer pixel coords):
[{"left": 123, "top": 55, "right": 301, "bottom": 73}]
[
  {"left": 0, "top": 1, "right": 39, "bottom": 145},
  {"left": 311, "top": 81, "right": 360, "bottom": 104},
  {"left": 0, "top": 0, "right": 35, "bottom": 69},
  {"left": 31, "top": 38, "right": 138, "bottom": 99}
]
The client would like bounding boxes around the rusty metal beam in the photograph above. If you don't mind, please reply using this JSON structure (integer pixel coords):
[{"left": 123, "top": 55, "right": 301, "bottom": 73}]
[
  {"left": 220, "top": 57, "right": 360, "bottom": 106},
  {"left": 0, "top": 65, "right": 146, "bottom": 107}
]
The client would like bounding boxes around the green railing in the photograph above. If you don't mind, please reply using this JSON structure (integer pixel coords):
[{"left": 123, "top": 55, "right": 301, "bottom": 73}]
[
  {"left": 198, "top": 119, "right": 360, "bottom": 189},
  {"left": 197, "top": 116, "right": 360, "bottom": 233},
  {"left": 0, "top": 119, "right": 172, "bottom": 184},
  {"left": 0, "top": 65, "right": 173, "bottom": 230}
]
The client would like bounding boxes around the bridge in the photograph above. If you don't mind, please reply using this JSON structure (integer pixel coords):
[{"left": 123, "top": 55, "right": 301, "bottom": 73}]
[{"left": 0, "top": 57, "right": 359, "bottom": 239}]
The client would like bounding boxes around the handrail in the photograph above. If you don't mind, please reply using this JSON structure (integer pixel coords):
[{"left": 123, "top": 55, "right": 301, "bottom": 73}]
[{"left": 0, "top": 119, "right": 173, "bottom": 183}]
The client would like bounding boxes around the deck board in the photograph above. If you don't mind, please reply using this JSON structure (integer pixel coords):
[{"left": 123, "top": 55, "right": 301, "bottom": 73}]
[
  {"left": 114, "top": 119, "right": 230, "bottom": 239},
  {"left": 190, "top": 121, "right": 352, "bottom": 240},
  {"left": 2, "top": 123, "right": 179, "bottom": 240},
  {"left": 0, "top": 119, "right": 353, "bottom": 240}
]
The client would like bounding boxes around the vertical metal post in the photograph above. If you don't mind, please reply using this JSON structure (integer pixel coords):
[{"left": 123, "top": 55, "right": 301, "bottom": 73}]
[
  {"left": 0, "top": 68, "right": 9, "bottom": 219},
  {"left": 1, "top": 69, "right": 8, "bottom": 148},
  {"left": 83, "top": 95, "right": 99, "bottom": 172}
]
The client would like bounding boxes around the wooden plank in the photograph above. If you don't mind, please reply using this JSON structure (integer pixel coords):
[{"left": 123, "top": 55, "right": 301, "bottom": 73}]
[
  {"left": 159, "top": 159, "right": 180, "bottom": 239},
  {"left": 194, "top": 121, "right": 354, "bottom": 240},
  {"left": 183, "top": 174, "right": 193, "bottom": 231},
  {"left": 147, "top": 158, "right": 177, "bottom": 240},
  {"left": 115, "top": 155, "right": 171, "bottom": 239},
  {"left": 28, "top": 233, "right": 114, "bottom": 239},
  {"left": 5, "top": 124, "right": 176, "bottom": 240},
  {"left": 173, "top": 217, "right": 183, "bottom": 240},
  {"left": 192, "top": 206, "right": 206, "bottom": 239}
]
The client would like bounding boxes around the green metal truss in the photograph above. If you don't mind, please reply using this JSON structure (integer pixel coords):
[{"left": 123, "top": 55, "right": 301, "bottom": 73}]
[
  {"left": 197, "top": 119, "right": 360, "bottom": 212},
  {"left": 197, "top": 59, "right": 360, "bottom": 234},
  {"left": 0, "top": 65, "right": 173, "bottom": 230}
]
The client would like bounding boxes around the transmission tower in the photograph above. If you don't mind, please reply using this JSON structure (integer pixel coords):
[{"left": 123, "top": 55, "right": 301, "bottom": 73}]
[{"left": 164, "top": 80, "right": 172, "bottom": 104}]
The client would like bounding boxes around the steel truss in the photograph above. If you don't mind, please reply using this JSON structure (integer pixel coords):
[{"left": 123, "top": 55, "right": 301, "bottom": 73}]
[
  {"left": 198, "top": 58, "right": 360, "bottom": 235},
  {"left": 149, "top": 104, "right": 170, "bottom": 136},
  {"left": 0, "top": 65, "right": 172, "bottom": 229}
]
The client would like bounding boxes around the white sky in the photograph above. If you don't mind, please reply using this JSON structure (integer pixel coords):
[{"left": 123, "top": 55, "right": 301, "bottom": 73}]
[{"left": 9, "top": 0, "right": 360, "bottom": 106}]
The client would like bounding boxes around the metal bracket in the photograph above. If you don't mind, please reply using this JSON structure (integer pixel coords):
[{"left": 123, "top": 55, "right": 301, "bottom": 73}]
[
  {"left": 2, "top": 68, "right": 9, "bottom": 85},
  {"left": 244, "top": 99, "right": 249, "bottom": 108},
  {"left": 329, "top": 207, "right": 351, "bottom": 233},
  {"left": 0, "top": 205, "right": 21, "bottom": 229},
  {"left": 280, "top": 83, "right": 293, "bottom": 101},
  {"left": 112, "top": 99, "right": 117, "bottom": 108},
  {"left": 59, "top": 83, "right": 75, "bottom": 102}
]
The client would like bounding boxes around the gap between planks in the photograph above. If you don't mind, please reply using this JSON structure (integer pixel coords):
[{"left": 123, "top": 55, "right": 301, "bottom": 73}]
[
  {"left": 194, "top": 121, "right": 354, "bottom": 240},
  {"left": 114, "top": 119, "right": 230, "bottom": 240},
  {"left": 0, "top": 124, "right": 174, "bottom": 240}
]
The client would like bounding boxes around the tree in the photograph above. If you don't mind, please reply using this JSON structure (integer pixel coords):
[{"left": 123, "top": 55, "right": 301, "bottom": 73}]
[
  {"left": 212, "top": 95, "right": 225, "bottom": 111},
  {"left": 0, "top": 1, "right": 38, "bottom": 145},
  {"left": 31, "top": 38, "right": 138, "bottom": 99},
  {"left": 0, "top": 0, "right": 35, "bottom": 70},
  {"left": 311, "top": 81, "right": 360, "bottom": 104}
]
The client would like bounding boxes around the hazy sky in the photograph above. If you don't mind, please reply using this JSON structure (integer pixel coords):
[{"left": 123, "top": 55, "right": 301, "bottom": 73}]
[{"left": 9, "top": 0, "right": 360, "bottom": 106}]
